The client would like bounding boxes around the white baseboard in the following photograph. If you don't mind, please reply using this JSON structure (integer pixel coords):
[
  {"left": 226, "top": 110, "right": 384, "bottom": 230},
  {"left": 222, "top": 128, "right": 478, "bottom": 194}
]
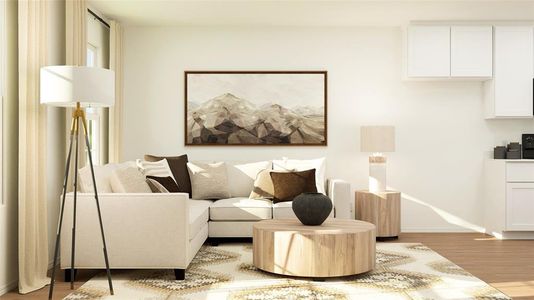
[
  {"left": 401, "top": 226, "right": 477, "bottom": 233},
  {"left": 0, "top": 279, "right": 18, "bottom": 296}
]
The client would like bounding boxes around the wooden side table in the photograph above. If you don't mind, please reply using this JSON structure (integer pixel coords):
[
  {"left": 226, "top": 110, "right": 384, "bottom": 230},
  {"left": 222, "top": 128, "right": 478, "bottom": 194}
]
[{"left": 355, "top": 190, "right": 401, "bottom": 240}]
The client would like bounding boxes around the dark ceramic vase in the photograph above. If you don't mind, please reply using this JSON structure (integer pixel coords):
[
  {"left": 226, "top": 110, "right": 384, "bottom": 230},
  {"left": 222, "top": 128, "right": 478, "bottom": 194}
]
[{"left": 292, "top": 192, "right": 333, "bottom": 226}]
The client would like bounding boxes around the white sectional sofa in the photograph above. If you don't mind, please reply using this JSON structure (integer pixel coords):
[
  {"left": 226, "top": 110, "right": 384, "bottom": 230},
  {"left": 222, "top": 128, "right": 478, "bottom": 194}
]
[{"left": 60, "top": 159, "right": 351, "bottom": 280}]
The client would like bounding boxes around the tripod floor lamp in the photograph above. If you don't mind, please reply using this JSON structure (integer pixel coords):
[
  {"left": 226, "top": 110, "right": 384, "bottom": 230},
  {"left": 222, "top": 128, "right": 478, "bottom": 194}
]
[{"left": 40, "top": 66, "right": 115, "bottom": 299}]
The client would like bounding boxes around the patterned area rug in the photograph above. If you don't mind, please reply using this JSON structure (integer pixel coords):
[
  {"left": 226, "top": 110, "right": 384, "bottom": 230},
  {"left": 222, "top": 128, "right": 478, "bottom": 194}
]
[{"left": 64, "top": 243, "right": 509, "bottom": 300}]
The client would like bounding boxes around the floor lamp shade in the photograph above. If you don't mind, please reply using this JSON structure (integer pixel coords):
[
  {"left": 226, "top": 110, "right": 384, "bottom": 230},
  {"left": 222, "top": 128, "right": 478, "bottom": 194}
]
[
  {"left": 40, "top": 66, "right": 115, "bottom": 107},
  {"left": 360, "top": 126, "right": 396, "bottom": 193}
]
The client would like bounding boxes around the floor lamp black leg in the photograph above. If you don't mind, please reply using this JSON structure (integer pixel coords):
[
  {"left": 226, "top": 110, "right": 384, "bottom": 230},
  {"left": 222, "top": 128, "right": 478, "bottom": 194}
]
[
  {"left": 70, "top": 117, "right": 80, "bottom": 290},
  {"left": 81, "top": 116, "right": 114, "bottom": 295},
  {"left": 48, "top": 119, "right": 77, "bottom": 300}
]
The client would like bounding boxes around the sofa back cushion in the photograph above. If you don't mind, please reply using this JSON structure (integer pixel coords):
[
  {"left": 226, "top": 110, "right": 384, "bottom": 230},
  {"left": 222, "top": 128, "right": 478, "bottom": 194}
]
[
  {"left": 226, "top": 161, "right": 272, "bottom": 197},
  {"left": 187, "top": 161, "right": 231, "bottom": 200},
  {"left": 109, "top": 167, "right": 152, "bottom": 193},
  {"left": 272, "top": 157, "right": 326, "bottom": 194},
  {"left": 78, "top": 161, "right": 136, "bottom": 193}
]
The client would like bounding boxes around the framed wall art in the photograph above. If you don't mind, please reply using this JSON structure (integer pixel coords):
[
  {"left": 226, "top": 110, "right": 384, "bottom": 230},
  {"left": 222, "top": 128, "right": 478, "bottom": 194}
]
[{"left": 185, "top": 71, "right": 327, "bottom": 146}]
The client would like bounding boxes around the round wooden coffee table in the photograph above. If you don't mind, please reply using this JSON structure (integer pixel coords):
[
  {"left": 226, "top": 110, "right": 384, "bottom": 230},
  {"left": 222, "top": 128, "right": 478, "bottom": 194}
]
[{"left": 253, "top": 219, "right": 376, "bottom": 278}]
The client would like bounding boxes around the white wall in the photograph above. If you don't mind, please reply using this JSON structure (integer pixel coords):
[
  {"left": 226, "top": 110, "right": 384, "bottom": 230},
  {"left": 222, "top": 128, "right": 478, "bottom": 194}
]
[
  {"left": 0, "top": 0, "right": 19, "bottom": 295},
  {"left": 122, "top": 25, "right": 534, "bottom": 232}
]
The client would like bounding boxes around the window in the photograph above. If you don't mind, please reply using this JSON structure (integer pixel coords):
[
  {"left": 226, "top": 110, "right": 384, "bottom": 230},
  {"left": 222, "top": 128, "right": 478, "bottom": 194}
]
[
  {"left": 86, "top": 44, "right": 101, "bottom": 164},
  {"left": 86, "top": 10, "right": 110, "bottom": 165},
  {"left": 87, "top": 44, "right": 96, "bottom": 67}
]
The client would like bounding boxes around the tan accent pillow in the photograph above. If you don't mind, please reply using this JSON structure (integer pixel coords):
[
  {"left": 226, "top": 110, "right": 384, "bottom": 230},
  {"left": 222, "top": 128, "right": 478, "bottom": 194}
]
[
  {"left": 187, "top": 161, "right": 231, "bottom": 200},
  {"left": 270, "top": 169, "right": 317, "bottom": 203},
  {"left": 146, "top": 178, "right": 170, "bottom": 193},
  {"left": 249, "top": 169, "right": 275, "bottom": 199}
]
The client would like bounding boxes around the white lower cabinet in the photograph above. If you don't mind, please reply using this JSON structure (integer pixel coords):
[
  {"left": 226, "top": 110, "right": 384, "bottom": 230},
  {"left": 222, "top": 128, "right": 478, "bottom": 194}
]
[
  {"left": 506, "top": 183, "right": 534, "bottom": 231},
  {"left": 484, "top": 160, "right": 534, "bottom": 239}
]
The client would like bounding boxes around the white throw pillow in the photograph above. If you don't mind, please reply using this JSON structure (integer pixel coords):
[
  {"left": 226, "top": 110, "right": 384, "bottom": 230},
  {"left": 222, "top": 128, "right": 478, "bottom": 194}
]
[
  {"left": 272, "top": 157, "right": 326, "bottom": 194},
  {"left": 187, "top": 161, "right": 231, "bottom": 200},
  {"left": 226, "top": 161, "right": 272, "bottom": 197},
  {"left": 110, "top": 167, "right": 152, "bottom": 193},
  {"left": 136, "top": 159, "right": 177, "bottom": 182}
]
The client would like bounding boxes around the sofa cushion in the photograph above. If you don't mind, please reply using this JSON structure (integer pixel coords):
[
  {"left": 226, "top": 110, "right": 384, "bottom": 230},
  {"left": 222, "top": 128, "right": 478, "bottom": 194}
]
[
  {"left": 272, "top": 201, "right": 297, "bottom": 219},
  {"left": 210, "top": 197, "right": 272, "bottom": 221},
  {"left": 78, "top": 162, "right": 136, "bottom": 193},
  {"left": 187, "top": 161, "right": 231, "bottom": 200},
  {"left": 189, "top": 200, "right": 212, "bottom": 240},
  {"left": 226, "top": 161, "right": 272, "bottom": 197},
  {"left": 273, "top": 157, "right": 326, "bottom": 194}
]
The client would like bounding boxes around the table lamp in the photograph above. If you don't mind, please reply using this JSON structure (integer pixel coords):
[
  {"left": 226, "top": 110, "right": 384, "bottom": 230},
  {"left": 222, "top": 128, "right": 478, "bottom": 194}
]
[
  {"left": 360, "top": 126, "right": 395, "bottom": 193},
  {"left": 41, "top": 66, "right": 114, "bottom": 299}
]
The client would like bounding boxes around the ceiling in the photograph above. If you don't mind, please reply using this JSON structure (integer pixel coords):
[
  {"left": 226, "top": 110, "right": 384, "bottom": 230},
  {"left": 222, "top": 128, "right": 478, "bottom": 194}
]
[{"left": 89, "top": 0, "right": 534, "bottom": 27}]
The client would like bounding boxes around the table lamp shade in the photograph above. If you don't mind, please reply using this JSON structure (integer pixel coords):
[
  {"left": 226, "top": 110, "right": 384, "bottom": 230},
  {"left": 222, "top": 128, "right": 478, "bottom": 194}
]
[
  {"left": 40, "top": 66, "right": 115, "bottom": 107},
  {"left": 360, "top": 126, "right": 395, "bottom": 153}
]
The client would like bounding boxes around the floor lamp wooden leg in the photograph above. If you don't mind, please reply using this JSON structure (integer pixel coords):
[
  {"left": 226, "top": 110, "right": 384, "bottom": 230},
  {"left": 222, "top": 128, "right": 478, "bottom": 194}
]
[
  {"left": 81, "top": 114, "right": 114, "bottom": 295},
  {"left": 48, "top": 118, "right": 77, "bottom": 300}
]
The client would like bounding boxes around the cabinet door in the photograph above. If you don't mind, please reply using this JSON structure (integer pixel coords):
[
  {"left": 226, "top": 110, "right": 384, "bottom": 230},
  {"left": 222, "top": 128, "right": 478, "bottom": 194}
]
[
  {"left": 494, "top": 26, "right": 534, "bottom": 117},
  {"left": 407, "top": 26, "right": 451, "bottom": 77},
  {"left": 506, "top": 183, "right": 534, "bottom": 231},
  {"left": 451, "top": 26, "right": 493, "bottom": 77}
]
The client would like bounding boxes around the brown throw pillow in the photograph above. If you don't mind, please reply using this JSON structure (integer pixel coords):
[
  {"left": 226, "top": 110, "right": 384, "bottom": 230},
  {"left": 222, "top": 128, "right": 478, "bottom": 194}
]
[
  {"left": 146, "top": 176, "right": 180, "bottom": 193},
  {"left": 270, "top": 169, "right": 317, "bottom": 203},
  {"left": 144, "top": 154, "right": 192, "bottom": 197}
]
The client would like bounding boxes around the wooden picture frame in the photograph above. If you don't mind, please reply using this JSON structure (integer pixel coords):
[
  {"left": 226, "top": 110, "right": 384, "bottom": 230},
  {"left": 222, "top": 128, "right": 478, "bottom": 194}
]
[{"left": 184, "top": 71, "right": 327, "bottom": 146}]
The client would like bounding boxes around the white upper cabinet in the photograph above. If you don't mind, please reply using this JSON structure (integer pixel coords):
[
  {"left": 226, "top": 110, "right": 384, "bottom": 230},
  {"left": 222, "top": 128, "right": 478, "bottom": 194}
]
[
  {"left": 485, "top": 26, "right": 534, "bottom": 118},
  {"left": 450, "top": 26, "right": 493, "bottom": 77},
  {"left": 407, "top": 26, "right": 450, "bottom": 77}
]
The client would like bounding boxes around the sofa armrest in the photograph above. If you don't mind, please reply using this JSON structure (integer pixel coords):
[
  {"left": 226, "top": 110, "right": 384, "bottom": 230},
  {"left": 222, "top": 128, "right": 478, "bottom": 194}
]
[
  {"left": 60, "top": 192, "right": 190, "bottom": 269},
  {"left": 328, "top": 179, "right": 352, "bottom": 219}
]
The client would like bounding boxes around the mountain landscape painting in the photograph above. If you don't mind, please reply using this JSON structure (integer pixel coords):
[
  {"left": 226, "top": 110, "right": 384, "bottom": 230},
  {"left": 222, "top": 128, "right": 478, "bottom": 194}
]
[{"left": 185, "top": 71, "right": 327, "bottom": 146}]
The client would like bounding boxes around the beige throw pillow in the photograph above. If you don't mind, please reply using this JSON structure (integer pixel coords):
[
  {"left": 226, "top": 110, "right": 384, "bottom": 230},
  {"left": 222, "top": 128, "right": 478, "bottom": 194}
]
[
  {"left": 187, "top": 161, "right": 231, "bottom": 200},
  {"left": 146, "top": 178, "right": 170, "bottom": 193},
  {"left": 249, "top": 169, "right": 275, "bottom": 199},
  {"left": 109, "top": 167, "right": 152, "bottom": 193}
]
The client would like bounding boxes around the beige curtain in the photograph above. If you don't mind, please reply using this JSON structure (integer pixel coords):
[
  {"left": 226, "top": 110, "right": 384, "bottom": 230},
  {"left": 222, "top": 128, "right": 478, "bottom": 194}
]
[
  {"left": 108, "top": 20, "right": 123, "bottom": 163},
  {"left": 66, "top": 0, "right": 87, "bottom": 169},
  {"left": 18, "top": 0, "right": 50, "bottom": 294},
  {"left": 65, "top": 0, "right": 86, "bottom": 190}
]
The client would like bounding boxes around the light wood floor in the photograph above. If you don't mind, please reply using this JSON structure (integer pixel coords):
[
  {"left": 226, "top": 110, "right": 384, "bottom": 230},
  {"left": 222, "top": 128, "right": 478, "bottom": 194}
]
[{"left": 1, "top": 233, "right": 533, "bottom": 300}]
